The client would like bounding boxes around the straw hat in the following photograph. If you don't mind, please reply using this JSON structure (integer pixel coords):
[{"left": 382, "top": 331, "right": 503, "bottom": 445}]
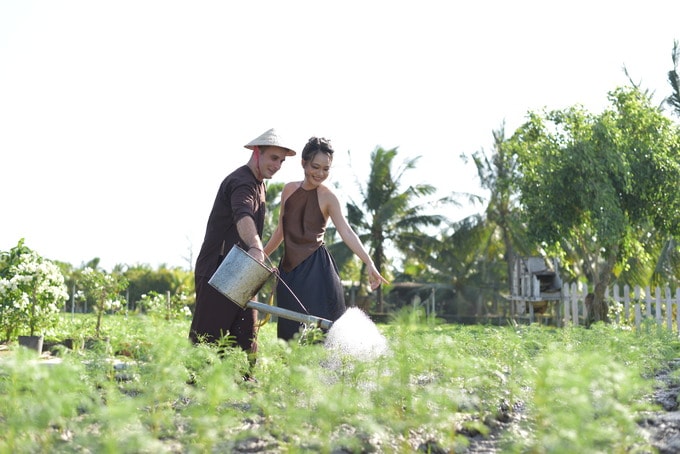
[{"left": 244, "top": 128, "right": 297, "bottom": 156}]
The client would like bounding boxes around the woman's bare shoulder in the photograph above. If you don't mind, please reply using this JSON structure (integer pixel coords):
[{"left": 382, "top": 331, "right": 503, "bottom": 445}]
[
  {"left": 317, "top": 184, "right": 340, "bottom": 208},
  {"left": 317, "top": 183, "right": 337, "bottom": 196},
  {"left": 282, "top": 181, "right": 302, "bottom": 193}
]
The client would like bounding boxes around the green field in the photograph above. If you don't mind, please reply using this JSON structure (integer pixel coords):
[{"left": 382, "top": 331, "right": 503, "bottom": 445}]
[{"left": 0, "top": 311, "right": 676, "bottom": 453}]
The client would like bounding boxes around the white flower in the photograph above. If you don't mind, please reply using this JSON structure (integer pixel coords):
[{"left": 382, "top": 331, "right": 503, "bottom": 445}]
[{"left": 0, "top": 242, "right": 67, "bottom": 336}]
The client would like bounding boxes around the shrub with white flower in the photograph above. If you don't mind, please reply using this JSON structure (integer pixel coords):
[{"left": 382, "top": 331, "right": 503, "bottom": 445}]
[
  {"left": 78, "top": 267, "right": 128, "bottom": 338},
  {"left": 102, "top": 298, "right": 124, "bottom": 312},
  {"left": 138, "top": 291, "right": 193, "bottom": 320},
  {"left": 138, "top": 292, "right": 166, "bottom": 315},
  {"left": 0, "top": 239, "right": 68, "bottom": 340}
]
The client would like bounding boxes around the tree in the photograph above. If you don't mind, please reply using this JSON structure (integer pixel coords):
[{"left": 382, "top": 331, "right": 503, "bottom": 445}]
[
  {"left": 344, "top": 147, "right": 446, "bottom": 313},
  {"left": 610, "top": 43, "right": 680, "bottom": 290},
  {"left": 123, "top": 264, "right": 192, "bottom": 310},
  {"left": 424, "top": 214, "right": 505, "bottom": 318},
  {"left": 509, "top": 86, "right": 680, "bottom": 310},
  {"left": 464, "top": 123, "right": 534, "bottom": 285},
  {"left": 410, "top": 123, "right": 537, "bottom": 319},
  {"left": 392, "top": 125, "right": 529, "bottom": 319},
  {"left": 79, "top": 267, "right": 128, "bottom": 337},
  {"left": 665, "top": 39, "right": 680, "bottom": 117}
]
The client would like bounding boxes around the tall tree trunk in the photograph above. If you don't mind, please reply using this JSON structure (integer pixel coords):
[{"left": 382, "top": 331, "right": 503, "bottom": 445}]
[
  {"left": 587, "top": 250, "right": 617, "bottom": 326},
  {"left": 373, "top": 234, "right": 385, "bottom": 313}
]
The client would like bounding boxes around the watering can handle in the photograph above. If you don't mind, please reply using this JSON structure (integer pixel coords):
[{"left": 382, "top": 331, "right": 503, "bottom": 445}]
[{"left": 271, "top": 268, "right": 313, "bottom": 316}]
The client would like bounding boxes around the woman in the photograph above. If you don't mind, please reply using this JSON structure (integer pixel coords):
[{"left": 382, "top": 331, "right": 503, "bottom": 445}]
[{"left": 264, "top": 137, "right": 388, "bottom": 340}]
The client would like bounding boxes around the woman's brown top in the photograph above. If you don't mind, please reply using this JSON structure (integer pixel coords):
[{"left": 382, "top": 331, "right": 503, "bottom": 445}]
[{"left": 281, "top": 186, "right": 326, "bottom": 272}]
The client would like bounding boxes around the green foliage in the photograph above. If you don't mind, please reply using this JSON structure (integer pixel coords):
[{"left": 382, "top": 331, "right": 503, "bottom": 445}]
[
  {"left": 123, "top": 264, "right": 191, "bottom": 309},
  {"left": 344, "top": 147, "right": 449, "bottom": 312},
  {"left": 665, "top": 39, "right": 680, "bottom": 117},
  {"left": 509, "top": 86, "right": 680, "bottom": 293},
  {"left": 0, "top": 239, "right": 68, "bottom": 339},
  {"left": 136, "top": 291, "right": 192, "bottom": 320},
  {"left": 51, "top": 260, "right": 194, "bottom": 317},
  {"left": 454, "top": 124, "right": 537, "bottom": 307},
  {"left": 263, "top": 181, "right": 284, "bottom": 253},
  {"left": 78, "top": 268, "right": 128, "bottom": 338},
  {"left": 525, "top": 346, "right": 644, "bottom": 451},
  {"left": 0, "top": 311, "right": 675, "bottom": 452},
  {"left": 0, "top": 347, "right": 100, "bottom": 452}
]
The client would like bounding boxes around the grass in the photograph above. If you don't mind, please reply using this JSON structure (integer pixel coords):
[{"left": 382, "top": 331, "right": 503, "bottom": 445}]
[{"left": 0, "top": 310, "right": 677, "bottom": 453}]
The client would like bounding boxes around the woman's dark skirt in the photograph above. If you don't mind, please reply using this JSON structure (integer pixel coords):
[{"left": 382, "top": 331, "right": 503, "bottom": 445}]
[{"left": 276, "top": 246, "right": 346, "bottom": 340}]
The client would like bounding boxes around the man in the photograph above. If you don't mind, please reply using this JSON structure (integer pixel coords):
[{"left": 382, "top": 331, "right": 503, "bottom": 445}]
[{"left": 189, "top": 128, "right": 296, "bottom": 369}]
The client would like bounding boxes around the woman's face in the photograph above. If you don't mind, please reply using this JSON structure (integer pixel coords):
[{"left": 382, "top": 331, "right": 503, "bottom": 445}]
[{"left": 302, "top": 152, "right": 332, "bottom": 188}]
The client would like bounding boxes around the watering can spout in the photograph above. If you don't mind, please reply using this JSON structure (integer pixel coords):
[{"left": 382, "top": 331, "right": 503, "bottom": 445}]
[{"left": 246, "top": 301, "right": 333, "bottom": 330}]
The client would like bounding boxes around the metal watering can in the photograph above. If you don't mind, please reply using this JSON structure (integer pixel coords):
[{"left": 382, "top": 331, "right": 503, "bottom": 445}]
[{"left": 208, "top": 245, "right": 333, "bottom": 330}]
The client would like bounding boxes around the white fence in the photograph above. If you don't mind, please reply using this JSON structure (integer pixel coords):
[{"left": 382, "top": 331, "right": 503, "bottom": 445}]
[{"left": 561, "top": 283, "right": 680, "bottom": 332}]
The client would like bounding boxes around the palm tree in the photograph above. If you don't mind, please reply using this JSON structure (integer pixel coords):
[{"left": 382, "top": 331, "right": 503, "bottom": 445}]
[
  {"left": 426, "top": 214, "right": 506, "bottom": 318},
  {"left": 465, "top": 123, "right": 532, "bottom": 285},
  {"left": 616, "top": 42, "right": 680, "bottom": 291},
  {"left": 665, "top": 39, "right": 680, "bottom": 117},
  {"left": 343, "top": 146, "right": 447, "bottom": 313},
  {"left": 411, "top": 124, "right": 535, "bottom": 320},
  {"left": 615, "top": 231, "right": 680, "bottom": 289}
]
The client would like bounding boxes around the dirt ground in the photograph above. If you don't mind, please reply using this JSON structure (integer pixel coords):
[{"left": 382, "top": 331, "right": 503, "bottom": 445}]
[
  {"left": 462, "top": 357, "right": 680, "bottom": 454},
  {"left": 637, "top": 358, "right": 680, "bottom": 454}
]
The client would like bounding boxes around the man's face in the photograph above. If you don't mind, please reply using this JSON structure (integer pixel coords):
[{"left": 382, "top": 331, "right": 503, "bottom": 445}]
[{"left": 258, "top": 146, "right": 289, "bottom": 179}]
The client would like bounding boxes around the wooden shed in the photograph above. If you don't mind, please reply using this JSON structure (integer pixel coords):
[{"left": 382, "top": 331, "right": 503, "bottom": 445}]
[{"left": 508, "top": 256, "right": 564, "bottom": 325}]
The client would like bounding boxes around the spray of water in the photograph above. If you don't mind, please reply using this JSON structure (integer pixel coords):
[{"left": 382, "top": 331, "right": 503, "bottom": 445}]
[{"left": 324, "top": 307, "right": 389, "bottom": 362}]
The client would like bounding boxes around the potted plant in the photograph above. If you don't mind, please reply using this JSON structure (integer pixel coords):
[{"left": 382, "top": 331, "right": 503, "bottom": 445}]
[{"left": 0, "top": 239, "right": 68, "bottom": 353}]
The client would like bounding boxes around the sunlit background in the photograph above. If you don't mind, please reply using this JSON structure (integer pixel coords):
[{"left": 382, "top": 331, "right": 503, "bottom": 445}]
[{"left": 1, "top": 1, "right": 678, "bottom": 270}]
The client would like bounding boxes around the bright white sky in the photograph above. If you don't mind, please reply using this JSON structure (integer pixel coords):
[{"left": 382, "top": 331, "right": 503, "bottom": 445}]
[{"left": 1, "top": 1, "right": 679, "bottom": 271}]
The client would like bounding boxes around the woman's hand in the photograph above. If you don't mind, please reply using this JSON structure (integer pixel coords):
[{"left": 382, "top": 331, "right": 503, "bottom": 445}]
[{"left": 368, "top": 266, "right": 389, "bottom": 291}]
